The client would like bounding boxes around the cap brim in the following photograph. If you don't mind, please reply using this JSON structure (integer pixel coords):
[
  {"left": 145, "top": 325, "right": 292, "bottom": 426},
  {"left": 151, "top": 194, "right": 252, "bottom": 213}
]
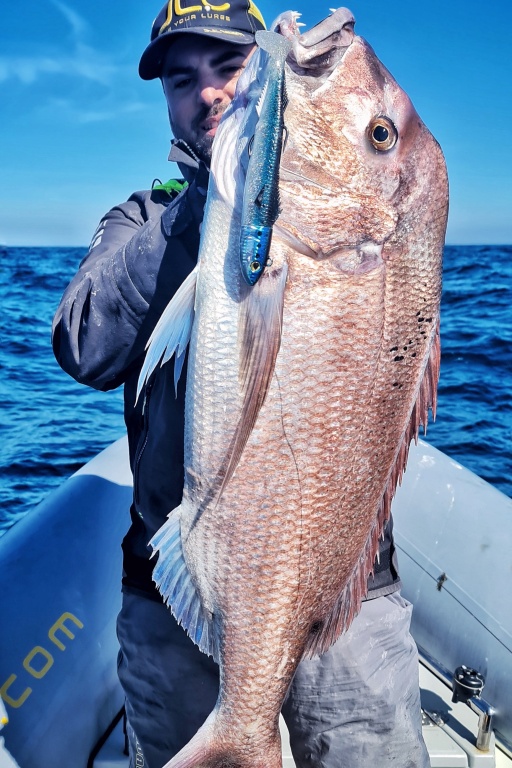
[{"left": 139, "top": 27, "right": 256, "bottom": 80}]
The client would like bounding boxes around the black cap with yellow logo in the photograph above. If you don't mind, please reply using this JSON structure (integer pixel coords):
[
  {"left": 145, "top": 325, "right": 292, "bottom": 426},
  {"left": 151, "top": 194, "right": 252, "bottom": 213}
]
[{"left": 139, "top": 0, "right": 266, "bottom": 80}]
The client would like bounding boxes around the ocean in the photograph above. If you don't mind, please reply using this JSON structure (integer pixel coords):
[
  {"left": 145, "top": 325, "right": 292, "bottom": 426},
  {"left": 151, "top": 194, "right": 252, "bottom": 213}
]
[{"left": 1, "top": 245, "right": 511, "bottom": 537}]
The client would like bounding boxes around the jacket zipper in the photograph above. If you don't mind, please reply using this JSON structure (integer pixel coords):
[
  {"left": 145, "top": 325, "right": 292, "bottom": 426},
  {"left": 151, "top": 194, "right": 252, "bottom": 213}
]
[{"left": 133, "top": 382, "right": 153, "bottom": 509}]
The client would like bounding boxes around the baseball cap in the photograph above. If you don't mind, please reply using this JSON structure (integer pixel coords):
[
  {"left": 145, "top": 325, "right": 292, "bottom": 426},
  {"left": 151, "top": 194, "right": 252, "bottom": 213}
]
[{"left": 139, "top": 0, "right": 266, "bottom": 80}]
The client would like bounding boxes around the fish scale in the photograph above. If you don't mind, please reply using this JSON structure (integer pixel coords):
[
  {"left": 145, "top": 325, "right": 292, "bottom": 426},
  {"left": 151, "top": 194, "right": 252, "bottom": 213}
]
[
  {"left": 142, "top": 13, "right": 448, "bottom": 768},
  {"left": 193, "top": 263, "right": 395, "bottom": 700}
]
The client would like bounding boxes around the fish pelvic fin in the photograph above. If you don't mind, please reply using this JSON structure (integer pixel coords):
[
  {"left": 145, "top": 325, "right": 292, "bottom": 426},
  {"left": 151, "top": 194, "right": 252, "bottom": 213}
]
[
  {"left": 304, "top": 329, "right": 441, "bottom": 658},
  {"left": 136, "top": 264, "right": 199, "bottom": 402},
  {"left": 213, "top": 263, "right": 288, "bottom": 503},
  {"left": 162, "top": 711, "right": 283, "bottom": 768},
  {"left": 150, "top": 507, "right": 220, "bottom": 663}
]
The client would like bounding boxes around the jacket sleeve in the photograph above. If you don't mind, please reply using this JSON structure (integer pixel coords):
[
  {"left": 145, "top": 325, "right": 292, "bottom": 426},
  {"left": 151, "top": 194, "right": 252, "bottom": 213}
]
[{"left": 52, "top": 183, "right": 204, "bottom": 391}]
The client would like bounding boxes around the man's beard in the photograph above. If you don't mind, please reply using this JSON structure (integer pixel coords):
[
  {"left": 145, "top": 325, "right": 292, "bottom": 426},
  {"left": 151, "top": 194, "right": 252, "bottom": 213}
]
[
  {"left": 191, "top": 133, "right": 215, "bottom": 164},
  {"left": 190, "top": 103, "right": 227, "bottom": 165}
]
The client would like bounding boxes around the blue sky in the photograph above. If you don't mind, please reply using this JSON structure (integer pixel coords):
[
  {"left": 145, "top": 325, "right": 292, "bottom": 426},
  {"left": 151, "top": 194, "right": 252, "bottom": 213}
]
[{"left": 1, "top": 0, "right": 511, "bottom": 246}]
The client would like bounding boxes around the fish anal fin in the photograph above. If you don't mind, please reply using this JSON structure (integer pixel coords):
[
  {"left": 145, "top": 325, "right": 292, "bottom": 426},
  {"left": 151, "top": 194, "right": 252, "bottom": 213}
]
[
  {"left": 304, "top": 330, "right": 441, "bottom": 658},
  {"left": 150, "top": 508, "right": 220, "bottom": 662}
]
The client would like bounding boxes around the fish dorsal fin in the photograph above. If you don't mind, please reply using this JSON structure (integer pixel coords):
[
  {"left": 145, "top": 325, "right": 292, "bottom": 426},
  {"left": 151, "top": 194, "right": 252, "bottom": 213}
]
[
  {"left": 212, "top": 263, "right": 288, "bottom": 503},
  {"left": 136, "top": 264, "right": 199, "bottom": 401},
  {"left": 150, "top": 505, "right": 220, "bottom": 662},
  {"left": 304, "top": 328, "right": 441, "bottom": 658}
]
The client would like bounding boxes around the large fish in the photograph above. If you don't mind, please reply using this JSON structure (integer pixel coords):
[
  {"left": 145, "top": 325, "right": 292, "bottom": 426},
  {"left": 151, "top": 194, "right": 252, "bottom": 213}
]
[{"left": 140, "top": 8, "right": 448, "bottom": 768}]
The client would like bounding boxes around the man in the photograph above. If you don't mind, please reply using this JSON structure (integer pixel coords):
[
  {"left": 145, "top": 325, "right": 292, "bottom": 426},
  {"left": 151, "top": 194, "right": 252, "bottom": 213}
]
[{"left": 52, "top": 2, "right": 429, "bottom": 767}]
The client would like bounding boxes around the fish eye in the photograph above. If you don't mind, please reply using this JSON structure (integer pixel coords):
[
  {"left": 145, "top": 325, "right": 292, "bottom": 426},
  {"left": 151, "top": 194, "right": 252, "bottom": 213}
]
[{"left": 367, "top": 116, "right": 398, "bottom": 152}]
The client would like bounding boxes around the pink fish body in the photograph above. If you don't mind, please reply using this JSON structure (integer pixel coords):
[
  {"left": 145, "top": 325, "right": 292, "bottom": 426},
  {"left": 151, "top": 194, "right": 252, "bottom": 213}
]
[{"left": 140, "top": 8, "right": 449, "bottom": 768}]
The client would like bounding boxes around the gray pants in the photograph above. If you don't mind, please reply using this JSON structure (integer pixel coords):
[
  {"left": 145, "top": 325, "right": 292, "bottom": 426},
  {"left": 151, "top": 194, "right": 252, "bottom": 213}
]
[{"left": 117, "top": 590, "right": 429, "bottom": 768}]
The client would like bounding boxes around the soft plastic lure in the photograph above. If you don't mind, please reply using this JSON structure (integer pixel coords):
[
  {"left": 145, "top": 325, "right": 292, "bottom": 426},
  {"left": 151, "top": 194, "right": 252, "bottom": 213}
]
[{"left": 239, "top": 31, "right": 291, "bottom": 286}]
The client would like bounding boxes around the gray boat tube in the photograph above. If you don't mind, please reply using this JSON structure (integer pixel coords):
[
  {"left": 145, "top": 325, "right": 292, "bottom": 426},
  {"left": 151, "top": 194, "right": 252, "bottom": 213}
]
[
  {"left": 0, "top": 438, "right": 132, "bottom": 768},
  {"left": 1, "top": 435, "right": 511, "bottom": 763}
]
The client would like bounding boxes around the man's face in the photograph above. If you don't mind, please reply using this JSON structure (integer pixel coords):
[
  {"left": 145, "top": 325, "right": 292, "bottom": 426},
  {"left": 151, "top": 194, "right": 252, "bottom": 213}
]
[{"left": 161, "top": 36, "right": 255, "bottom": 165}]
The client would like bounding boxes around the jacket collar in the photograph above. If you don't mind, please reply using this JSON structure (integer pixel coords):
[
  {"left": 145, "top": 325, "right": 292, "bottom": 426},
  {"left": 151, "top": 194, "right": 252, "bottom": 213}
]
[{"left": 168, "top": 139, "right": 209, "bottom": 185}]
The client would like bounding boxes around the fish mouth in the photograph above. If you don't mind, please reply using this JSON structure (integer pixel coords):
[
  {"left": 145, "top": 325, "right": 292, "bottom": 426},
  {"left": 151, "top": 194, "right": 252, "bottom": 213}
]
[{"left": 274, "top": 7, "right": 355, "bottom": 76}]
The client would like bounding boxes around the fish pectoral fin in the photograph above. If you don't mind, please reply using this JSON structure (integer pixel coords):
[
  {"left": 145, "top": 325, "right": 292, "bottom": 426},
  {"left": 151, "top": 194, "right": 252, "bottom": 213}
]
[
  {"left": 239, "top": 263, "right": 288, "bottom": 390},
  {"left": 213, "top": 264, "right": 288, "bottom": 502},
  {"left": 150, "top": 506, "right": 220, "bottom": 662},
  {"left": 282, "top": 123, "right": 289, "bottom": 151},
  {"left": 136, "top": 264, "right": 199, "bottom": 401},
  {"left": 304, "top": 329, "right": 441, "bottom": 659}
]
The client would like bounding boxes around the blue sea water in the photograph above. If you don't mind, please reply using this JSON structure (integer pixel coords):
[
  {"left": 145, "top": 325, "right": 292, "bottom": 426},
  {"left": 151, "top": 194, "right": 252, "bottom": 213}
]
[{"left": 0, "top": 245, "right": 511, "bottom": 537}]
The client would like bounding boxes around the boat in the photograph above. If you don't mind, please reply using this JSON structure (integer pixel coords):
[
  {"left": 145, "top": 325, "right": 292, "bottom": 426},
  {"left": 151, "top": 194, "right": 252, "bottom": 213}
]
[{"left": 1, "top": 436, "right": 510, "bottom": 767}]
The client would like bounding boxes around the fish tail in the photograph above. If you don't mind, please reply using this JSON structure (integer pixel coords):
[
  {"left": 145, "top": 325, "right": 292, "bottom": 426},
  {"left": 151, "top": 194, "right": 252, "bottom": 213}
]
[{"left": 163, "top": 711, "right": 283, "bottom": 768}]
